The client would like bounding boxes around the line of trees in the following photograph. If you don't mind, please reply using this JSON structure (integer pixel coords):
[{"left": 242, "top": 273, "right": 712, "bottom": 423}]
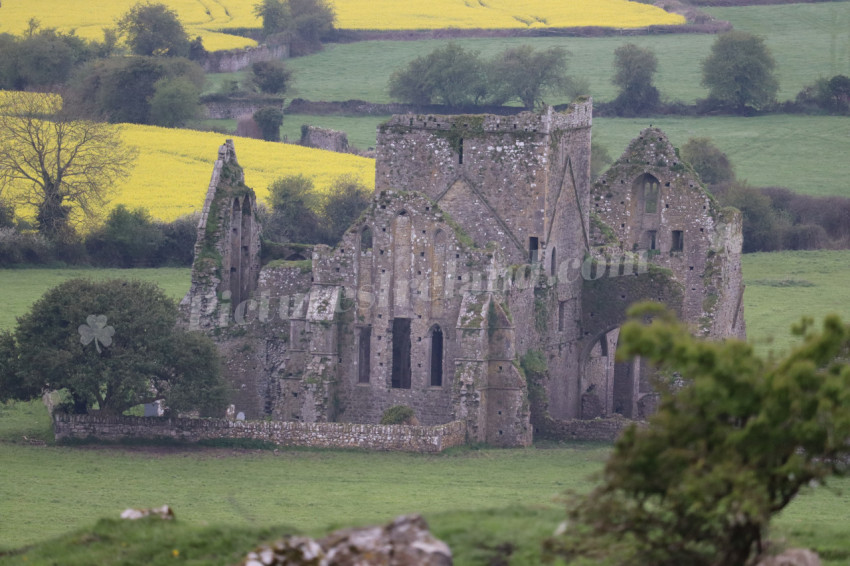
[
  {"left": 681, "top": 137, "right": 850, "bottom": 252},
  {"left": 384, "top": 32, "right": 848, "bottom": 118},
  {"left": 388, "top": 43, "right": 586, "bottom": 110}
]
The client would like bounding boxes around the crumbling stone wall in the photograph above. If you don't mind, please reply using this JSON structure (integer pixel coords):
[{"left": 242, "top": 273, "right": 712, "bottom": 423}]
[
  {"left": 200, "top": 44, "right": 288, "bottom": 73},
  {"left": 590, "top": 128, "right": 745, "bottom": 339},
  {"left": 53, "top": 414, "right": 466, "bottom": 453},
  {"left": 180, "top": 140, "right": 262, "bottom": 331},
  {"left": 180, "top": 105, "right": 746, "bottom": 448},
  {"left": 300, "top": 125, "right": 350, "bottom": 153}
]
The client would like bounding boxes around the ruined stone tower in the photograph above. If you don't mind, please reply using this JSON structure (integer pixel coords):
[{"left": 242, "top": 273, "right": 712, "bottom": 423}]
[{"left": 181, "top": 101, "right": 745, "bottom": 447}]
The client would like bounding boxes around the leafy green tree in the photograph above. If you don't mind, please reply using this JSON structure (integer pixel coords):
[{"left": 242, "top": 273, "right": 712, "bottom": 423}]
[
  {"left": 722, "top": 182, "right": 786, "bottom": 253},
  {"left": 68, "top": 56, "right": 204, "bottom": 124},
  {"left": 86, "top": 205, "right": 164, "bottom": 267},
  {"left": 590, "top": 142, "right": 613, "bottom": 181},
  {"left": 149, "top": 76, "right": 202, "bottom": 127},
  {"left": 546, "top": 303, "right": 850, "bottom": 566},
  {"left": 252, "top": 107, "right": 284, "bottom": 141},
  {"left": 251, "top": 60, "right": 292, "bottom": 94},
  {"left": 701, "top": 31, "right": 779, "bottom": 113},
  {"left": 321, "top": 175, "right": 371, "bottom": 243},
  {"left": 0, "top": 27, "right": 98, "bottom": 90},
  {"left": 254, "top": 0, "right": 290, "bottom": 37},
  {"left": 611, "top": 43, "right": 660, "bottom": 116},
  {"left": 489, "top": 45, "right": 572, "bottom": 110},
  {"left": 680, "top": 137, "right": 735, "bottom": 185},
  {"left": 388, "top": 43, "right": 488, "bottom": 107},
  {"left": 0, "top": 92, "right": 137, "bottom": 241},
  {"left": 2, "top": 279, "right": 227, "bottom": 416},
  {"left": 264, "top": 174, "right": 322, "bottom": 244},
  {"left": 253, "top": 0, "right": 335, "bottom": 54},
  {"left": 117, "top": 2, "right": 191, "bottom": 57}
]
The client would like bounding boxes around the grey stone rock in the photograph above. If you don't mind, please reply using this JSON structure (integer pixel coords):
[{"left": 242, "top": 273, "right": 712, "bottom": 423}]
[{"left": 239, "top": 514, "right": 451, "bottom": 566}]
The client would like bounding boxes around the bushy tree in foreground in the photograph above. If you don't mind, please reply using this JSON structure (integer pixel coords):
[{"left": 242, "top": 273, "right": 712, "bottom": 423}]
[
  {"left": 0, "top": 279, "right": 227, "bottom": 416},
  {"left": 546, "top": 303, "right": 850, "bottom": 566}
]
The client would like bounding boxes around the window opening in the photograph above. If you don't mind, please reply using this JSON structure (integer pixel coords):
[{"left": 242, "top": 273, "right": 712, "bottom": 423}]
[
  {"left": 671, "top": 230, "right": 684, "bottom": 252},
  {"left": 360, "top": 227, "right": 372, "bottom": 251},
  {"left": 391, "top": 318, "right": 411, "bottom": 389},
  {"left": 637, "top": 174, "right": 660, "bottom": 213},
  {"left": 358, "top": 327, "right": 371, "bottom": 383},
  {"left": 529, "top": 237, "right": 539, "bottom": 263},
  {"left": 430, "top": 326, "right": 443, "bottom": 386}
]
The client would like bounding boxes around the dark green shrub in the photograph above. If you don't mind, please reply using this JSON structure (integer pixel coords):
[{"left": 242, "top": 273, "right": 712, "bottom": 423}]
[
  {"left": 380, "top": 405, "right": 416, "bottom": 425},
  {"left": 253, "top": 106, "right": 284, "bottom": 141},
  {"left": 252, "top": 60, "right": 292, "bottom": 94}
]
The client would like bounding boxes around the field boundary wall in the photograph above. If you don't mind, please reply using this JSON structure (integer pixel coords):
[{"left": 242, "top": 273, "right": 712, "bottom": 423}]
[{"left": 53, "top": 414, "right": 467, "bottom": 453}]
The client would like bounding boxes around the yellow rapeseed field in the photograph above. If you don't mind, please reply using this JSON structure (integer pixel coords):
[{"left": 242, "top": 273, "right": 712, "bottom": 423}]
[
  {"left": 0, "top": 0, "right": 683, "bottom": 50},
  {"left": 0, "top": 0, "right": 258, "bottom": 51},
  {"left": 333, "top": 0, "right": 685, "bottom": 30},
  {"left": 114, "top": 124, "right": 376, "bottom": 223}
]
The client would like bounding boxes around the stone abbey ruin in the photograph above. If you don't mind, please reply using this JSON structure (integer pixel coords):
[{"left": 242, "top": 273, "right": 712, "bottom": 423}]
[{"left": 180, "top": 99, "right": 745, "bottom": 448}]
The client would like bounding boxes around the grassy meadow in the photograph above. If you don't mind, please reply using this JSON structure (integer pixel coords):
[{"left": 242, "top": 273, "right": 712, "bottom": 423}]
[
  {"left": 218, "top": 113, "right": 850, "bottom": 198},
  {"left": 282, "top": 2, "right": 850, "bottom": 105},
  {"left": 1, "top": 401, "right": 849, "bottom": 563}
]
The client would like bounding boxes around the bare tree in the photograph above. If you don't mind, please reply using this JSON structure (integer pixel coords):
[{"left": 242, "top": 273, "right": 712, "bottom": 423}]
[{"left": 0, "top": 92, "right": 137, "bottom": 239}]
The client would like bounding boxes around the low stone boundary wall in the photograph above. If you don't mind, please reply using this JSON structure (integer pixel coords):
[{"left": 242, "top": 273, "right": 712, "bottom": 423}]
[
  {"left": 53, "top": 415, "right": 467, "bottom": 453},
  {"left": 535, "top": 416, "right": 638, "bottom": 442}
]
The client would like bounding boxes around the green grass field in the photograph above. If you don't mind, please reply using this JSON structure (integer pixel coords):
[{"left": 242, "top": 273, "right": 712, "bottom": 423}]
[
  {"left": 200, "top": 113, "right": 850, "bottom": 198},
  {"left": 277, "top": 2, "right": 850, "bottom": 106},
  {"left": 0, "top": 268, "right": 190, "bottom": 331},
  {"left": 1, "top": 251, "right": 849, "bottom": 561},
  {"left": 0, "top": 401, "right": 849, "bottom": 564},
  {"left": 595, "top": 115, "right": 850, "bottom": 198}
]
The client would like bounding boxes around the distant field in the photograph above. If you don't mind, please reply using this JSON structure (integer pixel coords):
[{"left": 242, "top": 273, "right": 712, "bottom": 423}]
[
  {"left": 115, "top": 124, "right": 374, "bottom": 222},
  {"left": 0, "top": 0, "right": 258, "bottom": 51},
  {"left": 0, "top": 119, "right": 375, "bottom": 226},
  {"left": 285, "top": 2, "right": 850, "bottom": 105},
  {"left": 224, "top": 113, "right": 849, "bottom": 198},
  {"left": 0, "top": 268, "right": 190, "bottom": 331},
  {"left": 331, "top": 0, "right": 683, "bottom": 30},
  {"left": 594, "top": 115, "right": 850, "bottom": 198},
  {"left": 742, "top": 250, "right": 850, "bottom": 356},
  {"left": 0, "top": 0, "right": 681, "bottom": 53}
]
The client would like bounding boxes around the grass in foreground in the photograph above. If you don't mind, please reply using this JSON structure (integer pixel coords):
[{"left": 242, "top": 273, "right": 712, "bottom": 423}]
[{"left": 0, "top": 399, "right": 848, "bottom": 566}]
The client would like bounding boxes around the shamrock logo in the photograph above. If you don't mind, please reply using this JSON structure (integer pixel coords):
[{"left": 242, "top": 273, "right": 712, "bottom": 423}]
[{"left": 78, "top": 315, "right": 115, "bottom": 354}]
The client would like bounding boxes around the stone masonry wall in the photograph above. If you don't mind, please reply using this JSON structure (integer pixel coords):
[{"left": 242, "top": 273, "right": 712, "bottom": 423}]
[
  {"left": 535, "top": 415, "right": 638, "bottom": 442},
  {"left": 300, "top": 126, "right": 350, "bottom": 153},
  {"left": 53, "top": 415, "right": 466, "bottom": 453},
  {"left": 200, "top": 44, "right": 288, "bottom": 73}
]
